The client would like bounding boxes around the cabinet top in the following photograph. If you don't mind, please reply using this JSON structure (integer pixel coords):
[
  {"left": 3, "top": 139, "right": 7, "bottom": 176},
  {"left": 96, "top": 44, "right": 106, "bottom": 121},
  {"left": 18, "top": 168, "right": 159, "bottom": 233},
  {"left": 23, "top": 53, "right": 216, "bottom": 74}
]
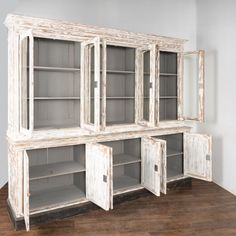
[{"left": 5, "top": 14, "right": 187, "bottom": 49}]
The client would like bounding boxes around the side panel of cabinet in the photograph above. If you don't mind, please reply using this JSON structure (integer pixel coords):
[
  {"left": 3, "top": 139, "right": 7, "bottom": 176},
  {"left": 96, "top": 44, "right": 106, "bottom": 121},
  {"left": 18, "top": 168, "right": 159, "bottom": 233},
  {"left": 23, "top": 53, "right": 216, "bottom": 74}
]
[
  {"left": 184, "top": 133, "right": 212, "bottom": 181},
  {"left": 86, "top": 143, "right": 113, "bottom": 210},
  {"left": 141, "top": 137, "right": 162, "bottom": 196},
  {"left": 23, "top": 151, "right": 30, "bottom": 231}
]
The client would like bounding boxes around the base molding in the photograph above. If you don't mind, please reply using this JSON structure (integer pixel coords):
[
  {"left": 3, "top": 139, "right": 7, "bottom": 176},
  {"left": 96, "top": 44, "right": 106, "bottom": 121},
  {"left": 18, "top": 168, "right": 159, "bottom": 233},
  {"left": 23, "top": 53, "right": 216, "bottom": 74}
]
[{"left": 7, "top": 178, "right": 192, "bottom": 230}]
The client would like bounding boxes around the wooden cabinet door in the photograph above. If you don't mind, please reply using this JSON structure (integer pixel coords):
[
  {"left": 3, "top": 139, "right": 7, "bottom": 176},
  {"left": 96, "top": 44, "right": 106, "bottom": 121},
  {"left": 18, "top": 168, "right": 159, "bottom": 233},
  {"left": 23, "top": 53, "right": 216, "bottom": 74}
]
[
  {"left": 141, "top": 137, "right": 163, "bottom": 196},
  {"left": 86, "top": 143, "right": 113, "bottom": 210},
  {"left": 23, "top": 151, "right": 30, "bottom": 231},
  {"left": 135, "top": 44, "right": 158, "bottom": 127},
  {"left": 180, "top": 50, "right": 205, "bottom": 122},
  {"left": 184, "top": 133, "right": 212, "bottom": 181},
  {"left": 19, "top": 31, "right": 34, "bottom": 134},
  {"left": 81, "top": 37, "right": 101, "bottom": 132}
]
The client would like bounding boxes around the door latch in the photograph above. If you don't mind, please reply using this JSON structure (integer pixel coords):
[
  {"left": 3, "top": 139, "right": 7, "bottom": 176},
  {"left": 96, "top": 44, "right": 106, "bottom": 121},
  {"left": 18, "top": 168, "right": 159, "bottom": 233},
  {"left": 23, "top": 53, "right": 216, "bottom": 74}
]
[
  {"left": 149, "top": 82, "right": 153, "bottom": 89},
  {"left": 154, "top": 165, "right": 158, "bottom": 172},
  {"left": 206, "top": 154, "right": 211, "bottom": 160},
  {"left": 103, "top": 175, "right": 107, "bottom": 183}
]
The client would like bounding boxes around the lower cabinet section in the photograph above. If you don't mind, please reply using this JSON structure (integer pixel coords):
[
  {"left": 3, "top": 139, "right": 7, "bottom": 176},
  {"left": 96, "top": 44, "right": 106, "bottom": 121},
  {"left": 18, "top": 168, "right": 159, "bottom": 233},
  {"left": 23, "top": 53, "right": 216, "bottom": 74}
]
[{"left": 18, "top": 132, "right": 212, "bottom": 231}]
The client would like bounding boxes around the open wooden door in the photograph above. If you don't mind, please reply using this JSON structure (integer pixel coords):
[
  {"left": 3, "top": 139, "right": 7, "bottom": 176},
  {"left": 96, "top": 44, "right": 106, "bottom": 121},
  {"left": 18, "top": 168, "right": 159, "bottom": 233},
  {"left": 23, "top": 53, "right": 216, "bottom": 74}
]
[
  {"left": 23, "top": 151, "right": 30, "bottom": 231},
  {"left": 181, "top": 50, "right": 205, "bottom": 122},
  {"left": 141, "top": 137, "right": 163, "bottom": 196},
  {"left": 135, "top": 44, "right": 158, "bottom": 127},
  {"left": 86, "top": 143, "right": 113, "bottom": 210},
  {"left": 184, "top": 133, "right": 212, "bottom": 181},
  {"left": 19, "top": 30, "right": 34, "bottom": 135},
  {"left": 81, "top": 37, "right": 101, "bottom": 132}
]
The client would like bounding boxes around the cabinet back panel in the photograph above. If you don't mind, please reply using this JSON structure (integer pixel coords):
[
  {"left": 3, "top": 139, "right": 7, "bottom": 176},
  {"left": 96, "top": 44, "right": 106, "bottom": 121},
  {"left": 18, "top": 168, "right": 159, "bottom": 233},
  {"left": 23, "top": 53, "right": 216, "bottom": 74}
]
[
  {"left": 124, "top": 162, "right": 141, "bottom": 180},
  {"left": 30, "top": 174, "right": 74, "bottom": 193},
  {"left": 167, "top": 154, "right": 183, "bottom": 178},
  {"left": 101, "top": 138, "right": 141, "bottom": 158},
  {"left": 28, "top": 145, "right": 86, "bottom": 167},
  {"left": 74, "top": 172, "right": 86, "bottom": 193},
  {"left": 159, "top": 98, "right": 177, "bottom": 121},
  {"left": 106, "top": 100, "right": 134, "bottom": 124},
  {"left": 34, "top": 100, "right": 80, "bottom": 129},
  {"left": 106, "top": 74, "right": 134, "bottom": 97},
  {"left": 160, "top": 52, "right": 177, "bottom": 74},
  {"left": 34, "top": 71, "right": 80, "bottom": 97},
  {"left": 34, "top": 38, "right": 80, "bottom": 68},
  {"left": 107, "top": 46, "right": 135, "bottom": 71},
  {"left": 160, "top": 76, "right": 177, "bottom": 97}
]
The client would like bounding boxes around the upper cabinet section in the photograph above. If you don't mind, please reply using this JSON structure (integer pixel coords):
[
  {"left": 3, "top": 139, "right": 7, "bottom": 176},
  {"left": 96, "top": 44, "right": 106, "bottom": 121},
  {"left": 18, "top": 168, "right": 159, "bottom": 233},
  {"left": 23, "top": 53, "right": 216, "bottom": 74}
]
[
  {"left": 19, "top": 34, "right": 81, "bottom": 134},
  {"left": 6, "top": 14, "right": 205, "bottom": 137}
]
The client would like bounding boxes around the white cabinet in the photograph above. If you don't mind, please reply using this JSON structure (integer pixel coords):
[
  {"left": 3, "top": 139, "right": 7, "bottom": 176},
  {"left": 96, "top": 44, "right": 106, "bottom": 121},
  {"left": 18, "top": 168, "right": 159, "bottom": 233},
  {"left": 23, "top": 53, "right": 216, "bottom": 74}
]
[{"left": 5, "top": 14, "right": 211, "bottom": 231}]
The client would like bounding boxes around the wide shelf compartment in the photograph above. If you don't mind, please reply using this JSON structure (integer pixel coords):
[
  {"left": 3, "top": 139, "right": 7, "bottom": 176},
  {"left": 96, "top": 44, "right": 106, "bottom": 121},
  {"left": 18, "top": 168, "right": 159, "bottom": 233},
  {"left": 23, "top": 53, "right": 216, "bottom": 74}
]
[
  {"left": 30, "top": 172, "right": 85, "bottom": 213},
  {"left": 28, "top": 145, "right": 85, "bottom": 180}
]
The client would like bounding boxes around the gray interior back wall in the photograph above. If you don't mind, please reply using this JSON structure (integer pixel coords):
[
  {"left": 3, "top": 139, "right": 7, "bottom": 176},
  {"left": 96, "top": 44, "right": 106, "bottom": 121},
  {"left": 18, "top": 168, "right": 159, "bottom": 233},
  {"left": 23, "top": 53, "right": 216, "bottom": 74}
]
[{"left": 0, "top": 0, "right": 197, "bottom": 188}]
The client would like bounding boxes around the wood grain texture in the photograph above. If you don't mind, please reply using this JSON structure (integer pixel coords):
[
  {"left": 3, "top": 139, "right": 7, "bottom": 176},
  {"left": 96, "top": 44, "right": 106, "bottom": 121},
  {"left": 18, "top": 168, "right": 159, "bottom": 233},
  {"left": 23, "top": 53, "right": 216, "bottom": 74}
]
[
  {"left": 184, "top": 133, "right": 212, "bottom": 181},
  {"left": 86, "top": 143, "right": 113, "bottom": 210},
  {"left": 2, "top": 180, "right": 236, "bottom": 235},
  {"left": 141, "top": 137, "right": 160, "bottom": 196}
]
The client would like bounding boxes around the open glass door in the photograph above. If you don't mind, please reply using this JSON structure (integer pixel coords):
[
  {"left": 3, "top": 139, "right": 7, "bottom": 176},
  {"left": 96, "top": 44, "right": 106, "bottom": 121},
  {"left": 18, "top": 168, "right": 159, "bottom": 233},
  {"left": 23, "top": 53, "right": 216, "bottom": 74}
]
[
  {"left": 81, "top": 37, "right": 101, "bottom": 131},
  {"left": 136, "top": 45, "right": 157, "bottom": 127},
  {"left": 86, "top": 143, "right": 113, "bottom": 210},
  {"left": 141, "top": 137, "right": 163, "bottom": 196},
  {"left": 23, "top": 151, "right": 30, "bottom": 231},
  {"left": 182, "top": 50, "right": 205, "bottom": 122},
  {"left": 19, "top": 31, "right": 34, "bottom": 135},
  {"left": 184, "top": 133, "right": 212, "bottom": 181}
]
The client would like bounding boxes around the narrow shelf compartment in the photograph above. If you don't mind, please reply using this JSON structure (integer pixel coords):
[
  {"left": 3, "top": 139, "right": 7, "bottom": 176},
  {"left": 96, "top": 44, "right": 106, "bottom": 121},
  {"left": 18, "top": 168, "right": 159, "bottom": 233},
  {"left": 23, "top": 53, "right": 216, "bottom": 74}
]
[
  {"left": 30, "top": 184, "right": 85, "bottom": 212},
  {"left": 113, "top": 175, "right": 141, "bottom": 193},
  {"left": 113, "top": 154, "right": 141, "bottom": 166},
  {"left": 33, "top": 66, "right": 80, "bottom": 72},
  {"left": 29, "top": 161, "right": 85, "bottom": 181}
]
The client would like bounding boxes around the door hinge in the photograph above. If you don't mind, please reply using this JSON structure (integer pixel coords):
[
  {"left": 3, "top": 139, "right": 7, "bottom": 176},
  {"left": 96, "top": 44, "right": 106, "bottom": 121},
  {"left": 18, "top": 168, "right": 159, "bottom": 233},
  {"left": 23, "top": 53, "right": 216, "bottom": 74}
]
[
  {"left": 154, "top": 165, "right": 158, "bottom": 172},
  {"left": 206, "top": 154, "right": 211, "bottom": 160},
  {"left": 94, "top": 81, "right": 98, "bottom": 88},
  {"left": 103, "top": 175, "right": 107, "bottom": 183}
]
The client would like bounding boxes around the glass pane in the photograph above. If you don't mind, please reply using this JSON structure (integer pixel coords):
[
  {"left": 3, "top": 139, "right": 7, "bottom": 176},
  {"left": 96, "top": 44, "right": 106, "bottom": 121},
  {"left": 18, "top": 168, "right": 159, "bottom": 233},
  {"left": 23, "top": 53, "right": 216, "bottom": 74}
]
[
  {"left": 90, "top": 45, "right": 95, "bottom": 124},
  {"left": 183, "top": 53, "right": 199, "bottom": 119},
  {"left": 21, "top": 36, "right": 30, "bottom": 130},
  {"left": 143, "top": 51, "right": 150, "bottom": 121},
  {"left": 159, "top": 52, "right": 178, "bottom": 121}
]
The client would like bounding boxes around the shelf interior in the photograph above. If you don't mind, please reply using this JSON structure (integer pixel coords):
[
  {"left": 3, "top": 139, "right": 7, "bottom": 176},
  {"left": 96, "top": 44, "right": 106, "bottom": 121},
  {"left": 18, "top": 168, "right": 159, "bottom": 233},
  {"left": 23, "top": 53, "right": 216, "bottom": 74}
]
[
  {"left": 28, "top": 145, "right": 85, "bottom": 181},
  {"left": 30, "top": 172, "right": 85, "bottom": 212}
]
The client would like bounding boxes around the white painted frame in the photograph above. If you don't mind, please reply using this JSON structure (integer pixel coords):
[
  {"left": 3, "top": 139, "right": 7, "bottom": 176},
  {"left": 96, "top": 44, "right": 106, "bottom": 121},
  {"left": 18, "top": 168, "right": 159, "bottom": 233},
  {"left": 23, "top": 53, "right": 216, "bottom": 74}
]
[
  {"left": 184, "top": 133, "right": 212, "bottom": 181},
  {"left": 81, "top": 37, "right": 101, "bottom": 132},
  {"left": 180, "top": 50, "right": 205, "bottom": 122},
  {"left": 19, "top": 30, "right": 34, "bottom": 135},
  {"left": 136, "top": 44, "right": 158, "bottom": 127},
  {"left": 141, "top": 137, "right": 161, "bottom": 196}
]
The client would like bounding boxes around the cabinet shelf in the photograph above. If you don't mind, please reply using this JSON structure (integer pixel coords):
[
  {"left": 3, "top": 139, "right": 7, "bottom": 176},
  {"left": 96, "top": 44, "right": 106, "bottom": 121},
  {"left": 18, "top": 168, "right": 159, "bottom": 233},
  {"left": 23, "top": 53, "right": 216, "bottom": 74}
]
[
  {"left": 160, "top": 73, "right": 178, "bottom": 76},
  {"left": 33, "top": 97, "right": 80, "bottom": 100},
  {"left": 33, "top": 66, "right": 80, "bottom": 72},
  {"left": 107, "top": 69, "right": 135, "bottom": 74},
  {"left": 29, "top": 161, "right": 85, "bottom": 180},
  {"left": 160, "top": 96, "right": 177, "bottom": 99},
  {"left": 167, "top": 149, "right": 183, "bottom": 157},
  {"left": 113, "top": 154, "right": 141, "bottom": 166},
  {"left": 30, "top": 185, "right": 85, "bottom": 212},
  {"left": 113, "top": 175, "right": 141, "bottom": 193}
]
